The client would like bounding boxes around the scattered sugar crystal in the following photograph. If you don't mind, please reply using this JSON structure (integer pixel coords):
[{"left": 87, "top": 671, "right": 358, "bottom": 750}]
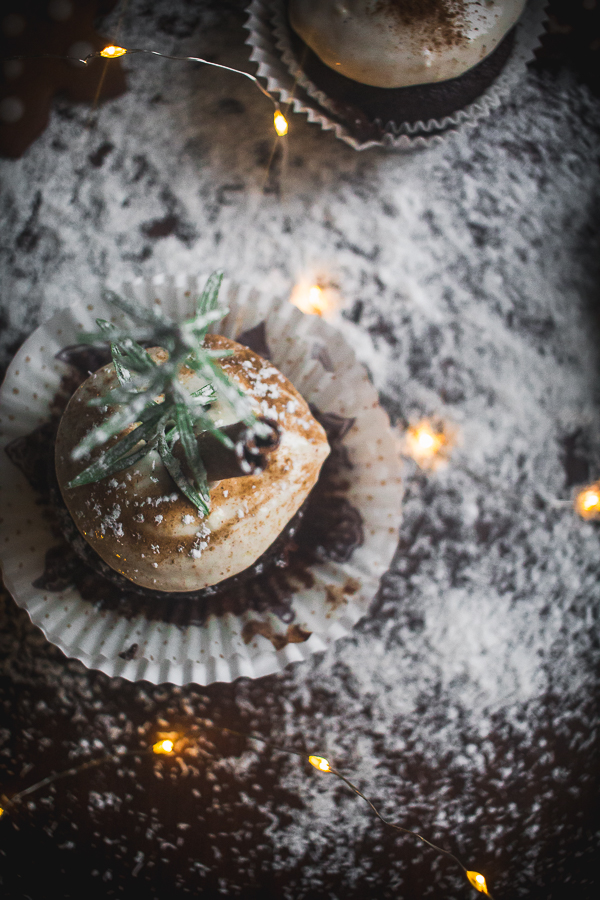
[
  {"left": 182, "top": 515, "right": 195, "bottom": 525},
  {"left": 260, "top": 401, "right": 278, "bottom": 420},
  {"left": 101, "top": 505, "right": 123, "bottom": 537},
  {"left": 189, "top": 521, "right": 211, "bottom": 558},
  {"left": 154, "top": 514, "right": 163, "bottom": 524},
  {"left": 223, "top": 490, "right": 229, "bottom": 498}
]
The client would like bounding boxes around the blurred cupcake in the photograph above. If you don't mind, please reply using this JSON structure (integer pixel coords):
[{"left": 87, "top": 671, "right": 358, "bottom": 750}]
[{"left": 246, "top": 0, "right": 547, "bottom": 149}]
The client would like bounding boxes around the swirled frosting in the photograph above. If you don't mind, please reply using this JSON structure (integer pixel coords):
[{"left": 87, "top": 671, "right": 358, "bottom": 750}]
[{"left": 55, "top": 336, "right": 330, "bottom": 592}]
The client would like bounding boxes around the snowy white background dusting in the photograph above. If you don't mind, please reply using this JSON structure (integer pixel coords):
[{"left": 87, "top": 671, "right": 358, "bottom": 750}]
[{"left": 0, "top": 1, "right": 599, "bottom": 898}]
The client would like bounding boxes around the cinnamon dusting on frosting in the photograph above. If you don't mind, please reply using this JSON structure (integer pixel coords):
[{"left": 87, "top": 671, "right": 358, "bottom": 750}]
[{"left": 373, "top": 0, "right": 468, "bottom": 49}]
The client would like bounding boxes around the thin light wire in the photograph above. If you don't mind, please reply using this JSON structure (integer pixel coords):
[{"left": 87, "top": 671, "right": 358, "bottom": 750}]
[
  {"left": 1, "top": 720, "right": 493, "bottom": 897},
  {"left": 218, "top": 723, "right": 494, "bottom": 898},
  {"left": 7, "top": 47, "right": 280, "bottom": 111},
  {"left": 330, "top": 768, "right": 494, "bottom": 899},
  {"left": 5, "top": 39, "right": 289, "bottom": 190}
]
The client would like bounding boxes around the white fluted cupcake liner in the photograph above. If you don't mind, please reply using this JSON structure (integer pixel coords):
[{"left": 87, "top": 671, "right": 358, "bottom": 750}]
[
  {"left": 245, "top": 0, "right": 547, "bottom": 151},
  {"left": 0, "top": 275, "right": 402, "bottom": 686}
]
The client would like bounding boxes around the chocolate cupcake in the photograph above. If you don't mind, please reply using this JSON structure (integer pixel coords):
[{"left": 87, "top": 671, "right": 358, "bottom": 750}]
[
  {"left": 0, "top": 276, "right": 402, "bottom": 685},
  {"left": 246, "top": 0, "right": 547, "bottom": 149}
]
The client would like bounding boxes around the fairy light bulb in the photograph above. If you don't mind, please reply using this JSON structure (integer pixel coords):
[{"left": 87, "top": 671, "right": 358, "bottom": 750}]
[
  {"left": 416, "top": 430, "right": 435, "bottom": 450},
  {"left": 274, "top": 110, "right": 288, "bottom": 136},
  {"left": 308, "top": 286, "right": 324, "bottom": 313},
  {"left": 153, "top": 739, "right": 174, "bottom": 755},
  {"left": 0, "top": 806, "right": 4, "bottom": 818},
  {"left": 582, "top": 491, "right": 600, "bottom": 510},
  {"left": 100, "top": 45, "right": 127, "bottom": 58},
  {"left": 405, "top": 421, "right": 446, "bottom": 463},
  {"left": 308, "top": 755, "right": 331, "bottom": 772},
  {"left": 290, "top": 283, "right": 336, "bottom": 317},
  {"left": 466, "top": 871, "right": 490, "bottom": 895},
  {"left": 574, "top": 483, "right": 600, "bottom": 519}
]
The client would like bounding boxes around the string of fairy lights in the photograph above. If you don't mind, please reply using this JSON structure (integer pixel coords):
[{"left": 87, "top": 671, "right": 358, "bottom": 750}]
[
  {"left": 8, "top": 43, "right": 290, "bottom": 137},
  {"left": 400, "top": 419, "right": 600, "bottom": 519},
  {"left": 0, "top": 719, "right": 492, "bottom": 898},
  {"left": 293, "top": 289, "right": 600, "bottom": 518}
]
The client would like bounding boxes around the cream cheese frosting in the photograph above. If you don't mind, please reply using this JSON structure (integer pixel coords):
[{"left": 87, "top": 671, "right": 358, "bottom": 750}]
[
  {"left": 288, "top": 0, "right": 527, "bottom": 88},
  {"left": 55, "top": 335, "right": 330, "bottom": 592}
]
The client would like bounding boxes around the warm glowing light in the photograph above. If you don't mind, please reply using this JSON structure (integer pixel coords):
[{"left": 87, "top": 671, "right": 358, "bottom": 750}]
[
  {"left": 309, "top": 286, "right": 324, "bottom": 311},
  {"left": 290, "top": 283, "right": 335, "bottom": 317},
  {"left": 274, "top": 110, "right": 288, "bottom": 136},
  {"left": 308, "top": 755, "right": 331, "bottom": 772},
  {"left": 0, "top": 806, "right": 4, "bottom": 818},
  {"left": 582, "top": 492, "right": 600, "bottom": 510},
  {"left": 466, "top": 870, "right": 490, "bottom": 895},
  {"left": 574, "top": 482, "right": 600, "bottom": 519},
  {"left": 100, "top": 45, "right": 127, "bottom": 58},
  {"left": 153, "top": 739, "right": 174, "bottom": 755},
  {"left": 405, "top": 421, "right": 447, "bottom": 464}
]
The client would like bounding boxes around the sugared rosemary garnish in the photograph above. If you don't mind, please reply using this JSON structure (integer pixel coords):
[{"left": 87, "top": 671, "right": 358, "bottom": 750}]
[{"left": 68, "top": 272, "right": 261, "bottom": 516}]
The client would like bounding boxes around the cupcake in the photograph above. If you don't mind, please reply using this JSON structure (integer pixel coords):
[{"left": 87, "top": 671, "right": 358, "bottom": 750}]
[
  {"left": 289, "top": 0, "right": 524, "bottom": 127},
  {"left": 0, "top": 275, "right": 402, "bottom": 684},
  {"left": 55, "top": 335, "right": 330, "bottom": 594},
  {"left": 246, "top": 0, "right": 546, "bottom": 148},
  {"left": 289, "top": 0, "right": 527, "bottom": 89}
]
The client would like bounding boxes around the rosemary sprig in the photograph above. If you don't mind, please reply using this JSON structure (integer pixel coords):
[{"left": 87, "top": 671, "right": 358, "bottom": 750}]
[{"left": 68, "top": 272, "right": 259, "bottom": 516}]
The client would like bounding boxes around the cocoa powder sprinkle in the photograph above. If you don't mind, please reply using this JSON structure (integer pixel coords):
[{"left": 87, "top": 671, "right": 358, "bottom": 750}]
[{"left": 373, "top": 0, "right": 468, "bottom": 49}]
